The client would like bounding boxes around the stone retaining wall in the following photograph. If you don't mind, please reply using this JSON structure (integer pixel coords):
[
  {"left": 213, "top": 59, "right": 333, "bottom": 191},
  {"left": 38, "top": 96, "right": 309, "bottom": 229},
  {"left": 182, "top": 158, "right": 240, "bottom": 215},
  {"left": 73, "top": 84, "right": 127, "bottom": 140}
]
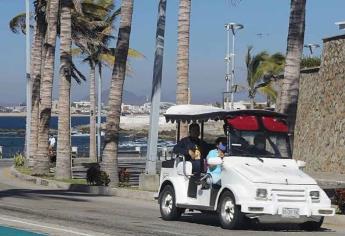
[{"left": 294, "top": 34, "right": 345, "bottom": 174}]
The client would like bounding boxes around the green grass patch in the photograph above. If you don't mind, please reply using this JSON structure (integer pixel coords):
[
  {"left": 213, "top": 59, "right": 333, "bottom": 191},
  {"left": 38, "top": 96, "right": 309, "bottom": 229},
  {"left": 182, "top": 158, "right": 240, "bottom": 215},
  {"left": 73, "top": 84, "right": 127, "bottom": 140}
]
[
  {"left": 15, "top": 166, "right": 87, "bottom": 185},
  {"left": 16, "top": 166, "right": 33, "bottom": 175}
]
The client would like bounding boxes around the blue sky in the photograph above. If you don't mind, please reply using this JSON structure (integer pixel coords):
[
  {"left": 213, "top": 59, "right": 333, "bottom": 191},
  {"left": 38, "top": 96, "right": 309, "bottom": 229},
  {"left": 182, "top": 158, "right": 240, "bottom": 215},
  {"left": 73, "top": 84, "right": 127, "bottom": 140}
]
[{"left": 0, "top": 0, "right": 344, "bottom": 105}]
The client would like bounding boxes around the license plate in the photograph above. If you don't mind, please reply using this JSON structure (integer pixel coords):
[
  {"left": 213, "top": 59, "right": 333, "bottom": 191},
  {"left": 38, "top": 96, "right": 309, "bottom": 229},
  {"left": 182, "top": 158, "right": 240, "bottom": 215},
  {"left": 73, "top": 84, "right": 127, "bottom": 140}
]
[{"left": 282, "top": 208, "right": 300, "bottom": 218}]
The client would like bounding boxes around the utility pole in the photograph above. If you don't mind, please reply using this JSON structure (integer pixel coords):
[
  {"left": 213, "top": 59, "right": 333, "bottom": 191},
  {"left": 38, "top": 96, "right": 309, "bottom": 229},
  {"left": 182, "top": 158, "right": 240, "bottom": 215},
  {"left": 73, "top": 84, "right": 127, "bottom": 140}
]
[
  {"left": 97, "top": 66, "right": 102, "bottom": 162},
  {"left": 225, "top": 23, "right": 243, "bottom": 110},
  {"left": 143, "top": 0, "right": 167, "bottom": 181},
  {"left": 224, "top": 25, "right": 231, "bottom": 110}
]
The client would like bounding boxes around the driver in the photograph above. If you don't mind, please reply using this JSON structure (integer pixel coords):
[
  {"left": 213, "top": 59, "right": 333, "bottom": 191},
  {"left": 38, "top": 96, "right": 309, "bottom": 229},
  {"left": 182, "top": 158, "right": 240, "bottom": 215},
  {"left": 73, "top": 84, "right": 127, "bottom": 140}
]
[
  {"left": 251, "top": 133, "right": 270, "bottom": 155},
  {"left": 173, "top": 123, "right": 209, "bottom": 174}
]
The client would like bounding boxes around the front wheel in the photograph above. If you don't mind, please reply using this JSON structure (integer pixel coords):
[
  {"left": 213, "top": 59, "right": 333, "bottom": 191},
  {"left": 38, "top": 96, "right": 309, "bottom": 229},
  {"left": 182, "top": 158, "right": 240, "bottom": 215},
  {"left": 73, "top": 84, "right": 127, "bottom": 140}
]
[
  {"left": 299, "top": 217, "right": 324, "bottom": 231},
  {"left": 159, "top": 185, "right": 183, "bottom": 221},
  {"left": 218, "top": 191, "right": 243, "bottom": 229}
]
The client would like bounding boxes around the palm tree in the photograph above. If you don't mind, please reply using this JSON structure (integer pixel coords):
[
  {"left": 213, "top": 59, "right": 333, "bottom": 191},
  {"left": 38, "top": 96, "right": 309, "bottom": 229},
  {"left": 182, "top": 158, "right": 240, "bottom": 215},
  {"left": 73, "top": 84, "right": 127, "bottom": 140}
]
[
  {"left": 101, "top": 0, "right": 134, "bottom": 187},
  {"left": 55, "top": 0, "right": 74, "bottom": 180},
  {"left": 34, "top": 0, "right": 60, "bottom": 175},
  {"left": 176, "top": 0, "right": 191, "bottom": 138},
  {"left": 30, "top": 1, "right": 47, "bottom": 168},
  {"left": 71, "top": 0, "right": 141, "bottom": 163},
  {"left": 56, "top": 0, "right": 117, "bottom": 178},
  {"left": 82, "top": 0, "right": 116, "bottom": 163},
  {"left": 9, "top": 1, "right": 47, "bottom": 167},
  {"left": 276, "top": 0, "right": 306, "bottom": 144},
  {"left": 245, "top": 47, "right": 285, "bottom": 108}
]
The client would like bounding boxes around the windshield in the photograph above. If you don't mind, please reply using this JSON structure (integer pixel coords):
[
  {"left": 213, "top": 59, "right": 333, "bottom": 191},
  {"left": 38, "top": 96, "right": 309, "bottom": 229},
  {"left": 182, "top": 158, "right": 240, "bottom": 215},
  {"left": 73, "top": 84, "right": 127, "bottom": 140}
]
[{"left": 229, "top": 131, "right": 291, "bottom": 159}]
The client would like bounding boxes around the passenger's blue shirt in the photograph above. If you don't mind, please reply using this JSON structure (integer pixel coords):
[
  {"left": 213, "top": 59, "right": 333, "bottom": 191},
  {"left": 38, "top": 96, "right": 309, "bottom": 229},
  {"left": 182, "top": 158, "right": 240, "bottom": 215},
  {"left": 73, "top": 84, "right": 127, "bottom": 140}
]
[{"left": 206, "top": 149, "right": 222, "bottom": 175}]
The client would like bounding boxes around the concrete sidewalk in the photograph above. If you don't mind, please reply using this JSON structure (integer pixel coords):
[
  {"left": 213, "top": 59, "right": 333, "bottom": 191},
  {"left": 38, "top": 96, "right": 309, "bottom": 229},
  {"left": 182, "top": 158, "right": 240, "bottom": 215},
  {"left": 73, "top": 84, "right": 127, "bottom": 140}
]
[{"left": 8, "top": 166, "right": 156, "bottom": 201}]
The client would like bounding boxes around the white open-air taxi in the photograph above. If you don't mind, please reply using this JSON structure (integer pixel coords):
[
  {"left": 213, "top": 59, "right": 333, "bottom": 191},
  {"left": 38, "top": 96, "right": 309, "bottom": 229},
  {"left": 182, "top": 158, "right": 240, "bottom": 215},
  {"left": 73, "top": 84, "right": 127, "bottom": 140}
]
[{"left": 157, "top": 105, "right": 335, "bottom": 230}]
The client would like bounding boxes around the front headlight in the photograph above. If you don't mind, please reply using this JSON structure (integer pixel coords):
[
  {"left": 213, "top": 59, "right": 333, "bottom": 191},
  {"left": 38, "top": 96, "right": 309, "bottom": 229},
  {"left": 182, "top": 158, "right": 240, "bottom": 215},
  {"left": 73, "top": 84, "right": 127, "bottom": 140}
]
[
  {"left": 310, "top": 191, "right": 320, "bottom": 199},
  {"left": 256, "top": 188, "right": 267, "bottom": 199}
]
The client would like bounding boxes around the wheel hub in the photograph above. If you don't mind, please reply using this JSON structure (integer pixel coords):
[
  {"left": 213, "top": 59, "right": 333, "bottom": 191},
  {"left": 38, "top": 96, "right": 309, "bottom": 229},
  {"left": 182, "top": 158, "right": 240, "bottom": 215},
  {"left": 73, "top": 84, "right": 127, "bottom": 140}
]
[
  {"left": 162, "top": 193, "right": 173, "bottom": 215},
  {"left": 221, "top": 198, "right": 235, "bottom": 223}
]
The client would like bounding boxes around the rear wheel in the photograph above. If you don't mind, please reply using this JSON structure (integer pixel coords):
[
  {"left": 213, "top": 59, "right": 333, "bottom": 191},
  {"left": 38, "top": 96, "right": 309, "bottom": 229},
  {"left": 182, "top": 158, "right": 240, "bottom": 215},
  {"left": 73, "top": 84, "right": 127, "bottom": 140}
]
[
  {"left": 299, "top": 217, "right": 324, "bottom": 231},
  {"left": 218, "top": 191, "right": 243, "bottom": 229},
  {"left": 159, "top": 185, "right": 183, "bottom": 220}
]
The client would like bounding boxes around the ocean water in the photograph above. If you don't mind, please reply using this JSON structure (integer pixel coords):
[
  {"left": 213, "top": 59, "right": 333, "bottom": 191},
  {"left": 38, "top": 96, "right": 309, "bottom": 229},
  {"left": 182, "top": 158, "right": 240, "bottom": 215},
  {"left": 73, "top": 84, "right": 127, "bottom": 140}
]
[
  {"left": 0, "top": 116, "right": 175, "bottom": 158},
  {"left": 0, "top": 116, "right": 105, "bottom": 130}
]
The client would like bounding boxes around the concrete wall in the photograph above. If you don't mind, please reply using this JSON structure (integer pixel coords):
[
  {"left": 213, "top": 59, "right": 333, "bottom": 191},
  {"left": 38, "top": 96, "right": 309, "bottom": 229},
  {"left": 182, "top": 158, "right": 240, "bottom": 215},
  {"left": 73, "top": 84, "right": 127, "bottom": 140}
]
[{"left": 294, "top": 34, "right": 345, "bottom": 173}]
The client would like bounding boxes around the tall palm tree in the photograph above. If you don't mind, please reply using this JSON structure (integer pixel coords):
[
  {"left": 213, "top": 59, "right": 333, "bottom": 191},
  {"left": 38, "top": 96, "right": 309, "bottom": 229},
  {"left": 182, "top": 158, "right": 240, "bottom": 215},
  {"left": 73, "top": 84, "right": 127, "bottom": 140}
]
[
  {"left": 82, "top": 0, "right": 116, "bottom": 163},
  {"left": 245, "top": 47, "right": 285, "bottom": 108},
  {"left": 34, "top": 0, "right": 60, "bottom": 175},
  {"left": 9, "top": 1, "right": 47, "bottom": 167},
  {"left": 101, "top": 0, "right": 134, "bottom": 187},
  {"left": 176, "top": 0, "right": 191, "bottom": 138},
  {"left": 72, "top": 0, "right": 135, "bottom": 163},
  {"left": 55, "top": 0, "right": 74, "bottom": 180},
  {"left": 56, "top": 0, "right": 114, "bottom": 178},
  {"left": 276, "top": 0, "right": 306, "bottom": 144},
  {"left": 30, "top": 0, "right": 47, "bottom": 167}
]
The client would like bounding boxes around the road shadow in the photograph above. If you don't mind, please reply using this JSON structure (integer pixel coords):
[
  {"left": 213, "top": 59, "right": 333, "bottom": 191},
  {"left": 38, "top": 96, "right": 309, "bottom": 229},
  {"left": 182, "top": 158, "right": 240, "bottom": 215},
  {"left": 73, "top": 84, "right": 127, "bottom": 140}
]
[
  {"left": 0, "top": 188, "right": 111, "bottom": 202},
  {"left": 178, "top": 212, "right": 335, "bottom": 233}
]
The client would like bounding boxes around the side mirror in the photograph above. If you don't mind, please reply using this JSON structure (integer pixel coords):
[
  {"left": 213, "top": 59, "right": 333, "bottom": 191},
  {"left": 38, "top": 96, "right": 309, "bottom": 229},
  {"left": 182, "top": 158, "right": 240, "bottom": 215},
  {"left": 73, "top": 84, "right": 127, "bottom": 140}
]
[{"left": 296, "top": 160, "right": 306, "bottom": 170}]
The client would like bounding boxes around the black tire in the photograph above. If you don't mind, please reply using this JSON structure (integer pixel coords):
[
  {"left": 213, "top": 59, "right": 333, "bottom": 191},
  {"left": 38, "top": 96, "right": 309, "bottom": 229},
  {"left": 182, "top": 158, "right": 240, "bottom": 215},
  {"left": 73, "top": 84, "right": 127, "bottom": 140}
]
[
  {"left": 217, "top": 191, "right": 244, "bottom": 229},
  {"left": 299, "top": 217, "right": 324, "bottom": 231},
  {"left": 159, "top": 185, "right": 183, "bottom": 221}
]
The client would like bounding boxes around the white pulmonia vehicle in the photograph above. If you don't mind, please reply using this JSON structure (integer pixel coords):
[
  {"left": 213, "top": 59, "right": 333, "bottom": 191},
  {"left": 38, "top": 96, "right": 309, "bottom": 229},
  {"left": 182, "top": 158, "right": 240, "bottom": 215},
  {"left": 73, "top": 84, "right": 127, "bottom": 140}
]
[{"left": 157, "top": 105, "right": 335, "bottom": 230}]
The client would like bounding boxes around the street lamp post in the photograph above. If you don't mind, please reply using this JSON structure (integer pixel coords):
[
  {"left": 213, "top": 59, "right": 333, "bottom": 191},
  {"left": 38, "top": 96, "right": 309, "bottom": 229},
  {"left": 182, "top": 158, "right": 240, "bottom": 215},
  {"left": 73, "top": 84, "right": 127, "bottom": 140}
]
[
  {"left": 25, "top": 0, "right": 31, "bottom": 158},
  {"left": 224, "top": 23, "right": 243, "bottom": 110}
]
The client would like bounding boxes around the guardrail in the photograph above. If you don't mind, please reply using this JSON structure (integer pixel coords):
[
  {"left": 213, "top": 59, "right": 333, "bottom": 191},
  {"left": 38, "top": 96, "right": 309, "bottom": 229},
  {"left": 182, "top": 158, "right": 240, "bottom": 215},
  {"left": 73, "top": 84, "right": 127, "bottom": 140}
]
[{"left": 72, "top": 150, "right": 170, "bottom": 186}]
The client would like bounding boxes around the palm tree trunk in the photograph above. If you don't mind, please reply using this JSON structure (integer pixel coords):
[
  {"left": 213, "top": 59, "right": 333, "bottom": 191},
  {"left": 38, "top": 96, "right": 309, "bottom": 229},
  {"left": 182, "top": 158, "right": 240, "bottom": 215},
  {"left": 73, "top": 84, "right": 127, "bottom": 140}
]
[
  {"left": 34, "top": 0, "right": 59, "bottom": 175},
  {"left": 176, "top": 0, "right": 191, "bottom": 138},
  {"left": 28, "top": 21, "right": 44, "bottom": 167},
  {"left": 89, "top": 63, "right": 97, "bottom": 162},
  {"left": 56, "top": 0, "right": 72, "bottom": 180},
  {"left": 277, "top": 0, "right": 306, "bottom": 146},
  {"left": 250, "top": 97, "right": 255, "bottom": 109},
  {"left": 101, "top": 0, "right": 134, "bottom": 187}
]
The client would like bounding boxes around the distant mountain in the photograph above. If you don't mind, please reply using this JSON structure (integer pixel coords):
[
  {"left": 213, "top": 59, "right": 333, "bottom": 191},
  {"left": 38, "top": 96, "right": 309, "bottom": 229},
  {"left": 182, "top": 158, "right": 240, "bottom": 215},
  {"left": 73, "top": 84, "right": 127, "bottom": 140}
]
[{"left": 82, "top": 89, "right": 147, "bottom": 105}]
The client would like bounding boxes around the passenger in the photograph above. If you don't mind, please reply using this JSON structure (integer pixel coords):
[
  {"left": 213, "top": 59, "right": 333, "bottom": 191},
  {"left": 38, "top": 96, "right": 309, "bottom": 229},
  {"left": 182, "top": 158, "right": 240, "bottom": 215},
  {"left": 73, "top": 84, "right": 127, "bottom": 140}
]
[
  {"left": 206, "top": 137, "right": 227, "bottom": 185},
  {"left": 173, "top": 123, "right": 209, "bottom": 174}
]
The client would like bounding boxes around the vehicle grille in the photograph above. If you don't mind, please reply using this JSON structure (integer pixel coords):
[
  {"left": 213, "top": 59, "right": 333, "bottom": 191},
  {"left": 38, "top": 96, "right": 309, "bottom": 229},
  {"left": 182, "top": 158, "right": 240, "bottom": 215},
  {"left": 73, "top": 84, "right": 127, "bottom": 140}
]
[{"left": 271, "top": 189, "right": 306, "bottom": 203}]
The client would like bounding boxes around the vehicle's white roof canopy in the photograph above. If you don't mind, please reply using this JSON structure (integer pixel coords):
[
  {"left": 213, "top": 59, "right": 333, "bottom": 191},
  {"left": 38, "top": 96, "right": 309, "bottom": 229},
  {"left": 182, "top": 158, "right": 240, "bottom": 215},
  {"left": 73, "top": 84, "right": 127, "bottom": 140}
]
[{"left": 164, "top": 105, "right": 226, "bottom": 123}]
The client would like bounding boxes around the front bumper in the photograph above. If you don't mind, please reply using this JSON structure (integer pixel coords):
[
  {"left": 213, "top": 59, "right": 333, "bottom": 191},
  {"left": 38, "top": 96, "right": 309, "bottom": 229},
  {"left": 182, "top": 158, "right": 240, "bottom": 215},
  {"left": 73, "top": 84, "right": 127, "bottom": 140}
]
[{"left": 241, "top": 201, "right": 335, "bottom": 217}]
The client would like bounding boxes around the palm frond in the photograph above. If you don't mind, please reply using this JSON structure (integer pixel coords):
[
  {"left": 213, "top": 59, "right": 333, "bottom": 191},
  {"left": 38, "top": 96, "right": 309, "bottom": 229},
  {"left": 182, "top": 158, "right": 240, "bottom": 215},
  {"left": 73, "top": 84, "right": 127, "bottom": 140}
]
[
  {"left": 9, "top": 13, "right": 33, "bottom": 34},
  {"left": 258, "top": 85, "right": 277, "bottom": 101},
  {"left": 71, "top": 47, "right": 82, "bottom": 57},
  {"left": 71, "top": 61, "right": 86, "bottom": 84}
]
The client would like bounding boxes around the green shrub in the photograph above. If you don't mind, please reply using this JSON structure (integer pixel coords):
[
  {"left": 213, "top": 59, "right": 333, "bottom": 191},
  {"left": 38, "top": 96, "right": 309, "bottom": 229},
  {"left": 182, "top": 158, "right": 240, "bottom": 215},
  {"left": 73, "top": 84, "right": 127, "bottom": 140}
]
[
  {"left": 13, "top": 153, "right": 25, "bottom": 167},
  {"left": 86, "top": 164, "right": 110, "bottom": 186},
  {"left": 335, "top": 189, "right": 345, "bottom": 214}
]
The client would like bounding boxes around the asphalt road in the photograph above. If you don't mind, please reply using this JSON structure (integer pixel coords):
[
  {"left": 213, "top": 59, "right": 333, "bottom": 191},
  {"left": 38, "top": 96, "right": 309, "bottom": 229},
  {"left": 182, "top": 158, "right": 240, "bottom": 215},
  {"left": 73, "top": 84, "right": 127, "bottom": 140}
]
[{"left": 0, "top": 164, "right": 344, "bottom": 236}]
